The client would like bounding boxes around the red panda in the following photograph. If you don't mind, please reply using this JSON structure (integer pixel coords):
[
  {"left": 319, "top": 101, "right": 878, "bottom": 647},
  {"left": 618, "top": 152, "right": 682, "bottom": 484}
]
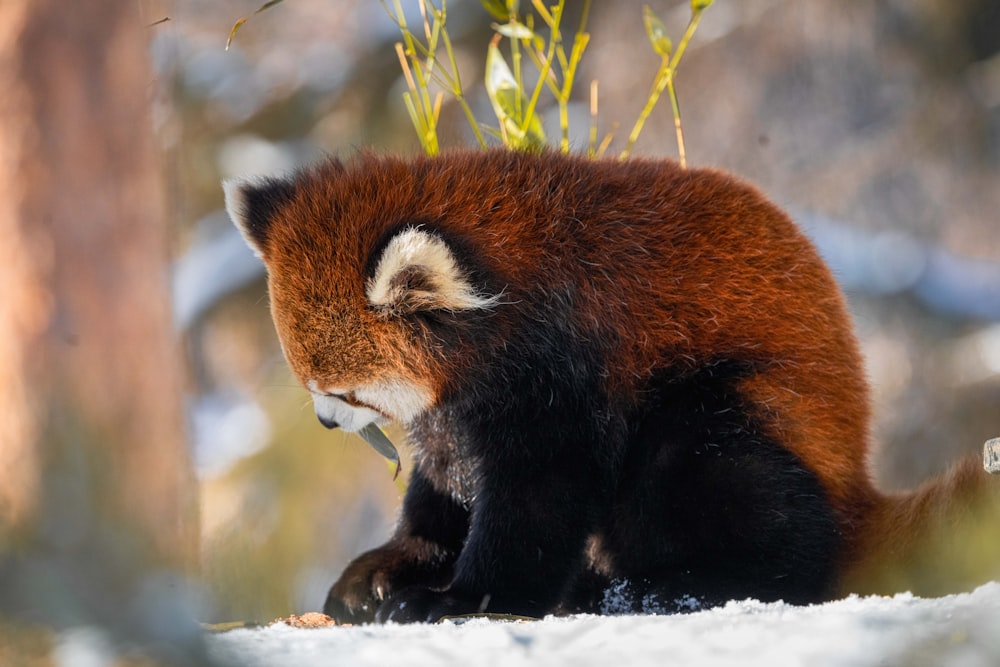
[{"left": 223, "top": 148, "right": 998, "bottom": 624}]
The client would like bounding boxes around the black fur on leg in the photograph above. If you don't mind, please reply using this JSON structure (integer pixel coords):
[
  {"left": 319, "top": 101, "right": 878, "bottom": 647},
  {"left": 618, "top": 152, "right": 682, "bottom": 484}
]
[{"left": 590, "top": 361, "right": 842, "bottom": 613}]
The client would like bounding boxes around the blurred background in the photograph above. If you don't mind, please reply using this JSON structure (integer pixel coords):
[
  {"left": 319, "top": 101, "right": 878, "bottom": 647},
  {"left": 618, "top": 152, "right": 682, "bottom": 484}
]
[
  {"left": 2, "top": 0, "right": 999, "bottom": 658},
  {"left": 172, "top": 0, "right": 1000, "bottom": 621}
]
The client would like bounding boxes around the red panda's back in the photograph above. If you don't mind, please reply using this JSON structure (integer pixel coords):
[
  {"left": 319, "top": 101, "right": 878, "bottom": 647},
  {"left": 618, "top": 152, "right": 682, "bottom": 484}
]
[{"left": 399, "top": 150, "right": 877, "bottom": 519}]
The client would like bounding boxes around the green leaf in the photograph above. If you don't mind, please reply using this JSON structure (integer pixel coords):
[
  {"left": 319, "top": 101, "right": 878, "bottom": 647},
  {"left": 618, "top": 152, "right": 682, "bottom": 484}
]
[
  {"left": 401, "top": 91, "right": 437, "bottom": 156},
  {"left": 484, "top": 41, "right": 547, "bottom": 150},
  {"left": 357, "top": 423, "right": 402, "bottom": 480},
  {"left": 691, "top": 0, "right": 715, "bottom": 11},
  {"left": 492, "top": 21, "right": 535, "bottom": 40},
  {"left": 642, "top": 5, "right": 672, "bottom": 58},
  {"left": 480, "top": 0, "right": 510, "bottom": 21}
]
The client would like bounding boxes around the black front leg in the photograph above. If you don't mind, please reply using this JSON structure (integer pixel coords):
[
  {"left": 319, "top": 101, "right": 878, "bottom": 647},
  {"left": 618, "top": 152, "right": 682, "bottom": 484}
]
[
  {"left": 324, "top": 463, "right": 469, "bottom": 623},
  {"left": 376, "top": 416, "right": 610, "bottom": 623}
]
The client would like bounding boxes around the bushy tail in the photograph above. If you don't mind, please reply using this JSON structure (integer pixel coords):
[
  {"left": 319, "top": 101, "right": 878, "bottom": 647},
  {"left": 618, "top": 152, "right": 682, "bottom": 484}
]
[{"left": 839, "top": 455, "right": 1000, "bottom": 598}]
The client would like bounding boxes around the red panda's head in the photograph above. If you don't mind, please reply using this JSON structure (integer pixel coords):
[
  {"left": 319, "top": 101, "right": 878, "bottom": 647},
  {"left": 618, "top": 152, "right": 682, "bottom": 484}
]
[{"left": 222, "top": 158, "right": 503, "bottom": 433}]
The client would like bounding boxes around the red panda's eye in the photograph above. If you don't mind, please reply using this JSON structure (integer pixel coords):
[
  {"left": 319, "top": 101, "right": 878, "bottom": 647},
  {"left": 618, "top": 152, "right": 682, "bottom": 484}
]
[
  {"left": 318, "top": 390, "right": 362, "bottom": 408},
  {"left": 334, "top": 392, "right": 363, "bottom": 408},
  {"left": 316, "top": 389, "right": 346, "bottom": 401}
]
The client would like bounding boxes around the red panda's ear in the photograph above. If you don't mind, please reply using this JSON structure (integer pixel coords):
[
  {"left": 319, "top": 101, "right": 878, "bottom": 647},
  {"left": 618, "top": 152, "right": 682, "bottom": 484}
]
[
  {"left": 366, "top": 227, "right": 503, "bottom": 315},
  {"left": 222, "top": 176, "right": 296, "bottom": 259}
]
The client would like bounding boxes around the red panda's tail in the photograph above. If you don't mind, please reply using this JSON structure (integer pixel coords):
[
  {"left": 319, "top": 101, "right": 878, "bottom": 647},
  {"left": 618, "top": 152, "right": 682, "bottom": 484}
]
[{"left": 839, "top": 454, "right": 1000, "bottom": 598}]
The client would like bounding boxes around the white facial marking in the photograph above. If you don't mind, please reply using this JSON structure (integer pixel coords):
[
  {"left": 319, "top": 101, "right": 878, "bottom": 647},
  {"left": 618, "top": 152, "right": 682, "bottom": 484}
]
[
  {"left": 307, "top": 378, "right": 433, "bottom": 431},
  {"left": 353, "top": 379, "right": 434, "bottom": 424},
  {"left": 366, "top": 227, "right": 502, "bottom": 312},
  {"left": 310, "top": 392, "right": 384, "bottom": 432}
]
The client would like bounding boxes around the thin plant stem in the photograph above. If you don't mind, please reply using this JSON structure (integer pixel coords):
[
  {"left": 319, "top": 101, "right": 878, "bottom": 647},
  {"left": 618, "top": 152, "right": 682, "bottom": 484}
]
[
  {"left": 620, "top": 56, "right": 670, "bottom": 159},
  {"left": 559, "top": 34, "right": 589, "bottom": 151},
  {"left": 529, "top": 0, "right": 553, "bottom": 26},
  {"left": 667, "top": 6, "right": 706, "bottom": 75},
  {"left": 620, "top": 6, "right": 709, "bottom": 162},
  {"left": 596, "top": 123, "right": 617, "bottom": 158},
  {"left": 666, "top": 77, "right": 685, "bottom": 168},
  {"left": 589, "top": 79, "right": 598, "bottom": 157},
  {"left": 384, "top": 0, "right": 488, "bottom": 151},
  {"left": 521, "top": 6, "right": 561, "bottom": 139},
  {"left": 440, "top": 26, "right": 488, "bottom": 147},
  {"left": 510, "top": 20, "right": 523, "bottom": 122},
  {"left": 390, "top": 0, "right": 435, "bottom": 142},
  {"left": 382, "top": 0, "right": 707, "bottom": 158}
]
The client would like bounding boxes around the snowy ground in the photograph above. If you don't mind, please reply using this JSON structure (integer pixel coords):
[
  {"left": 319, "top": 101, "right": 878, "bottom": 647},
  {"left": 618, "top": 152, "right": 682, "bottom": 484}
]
[{"left": 207, "top": 582, "right": 1000, "bottom": 667}]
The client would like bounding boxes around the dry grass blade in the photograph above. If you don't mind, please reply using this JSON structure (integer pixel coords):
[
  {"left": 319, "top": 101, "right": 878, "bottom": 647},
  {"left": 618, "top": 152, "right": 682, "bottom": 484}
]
[{"left": 226, "top": 0, "right": 287, "bottom": 50}]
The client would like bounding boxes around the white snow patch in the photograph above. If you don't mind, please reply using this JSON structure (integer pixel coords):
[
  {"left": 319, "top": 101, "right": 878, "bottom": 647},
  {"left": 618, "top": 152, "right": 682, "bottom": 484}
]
[
  {"left": 598, "top": 578, "right": 705, "bottom": 615},
  {"left": 207, "top": 582, "right": 1000, "bottom": 667}
]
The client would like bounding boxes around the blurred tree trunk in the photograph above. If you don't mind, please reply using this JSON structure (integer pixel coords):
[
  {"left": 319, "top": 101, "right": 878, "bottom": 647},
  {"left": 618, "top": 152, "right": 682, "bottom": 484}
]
[{"left": 0, "top": 0, "right": 198, "bottom": 635}]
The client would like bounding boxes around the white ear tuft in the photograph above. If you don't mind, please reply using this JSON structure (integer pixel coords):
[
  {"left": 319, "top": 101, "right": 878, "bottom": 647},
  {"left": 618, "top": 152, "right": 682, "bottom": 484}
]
[
  {"left": 222, "top": 175, "right": 296, "bottom": 258},
  {"left": 367, "top": 228, "right": 501, "bottom": 315},
  {"left": 222, "top": 178, "right": 259, "bottom": 256}
]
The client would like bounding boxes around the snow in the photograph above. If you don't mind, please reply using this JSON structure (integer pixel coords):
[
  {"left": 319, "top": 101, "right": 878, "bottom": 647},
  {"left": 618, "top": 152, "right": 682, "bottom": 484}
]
[{"left": 207, "top": 582, "right": 1000, "bottom": 667}]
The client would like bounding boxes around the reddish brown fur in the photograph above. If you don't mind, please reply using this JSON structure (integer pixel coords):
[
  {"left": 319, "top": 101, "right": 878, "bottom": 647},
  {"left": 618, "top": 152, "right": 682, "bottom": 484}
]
[
  {"left": 239, "top": 148, "right": 997, "bottom": 611},
  {"left": 275, "top": 151, "right": 876, "bottom": 512}
]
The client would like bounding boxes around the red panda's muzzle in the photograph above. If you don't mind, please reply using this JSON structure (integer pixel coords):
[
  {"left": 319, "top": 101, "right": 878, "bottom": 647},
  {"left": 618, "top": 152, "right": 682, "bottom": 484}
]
[
  {"left": 309, "top": 384, "right": 386, "bottom": 433},
  {"left": 307, "top": 386, "right": 401, "bottom": 473},
  {"left": 316, "top": 413, "right": 339, "bottom": 430}
]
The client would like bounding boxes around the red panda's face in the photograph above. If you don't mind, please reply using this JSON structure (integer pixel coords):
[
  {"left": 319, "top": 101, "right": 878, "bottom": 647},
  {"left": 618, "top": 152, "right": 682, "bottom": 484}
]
[
  {"left": 265, "top": 264, "right": 430, "bottom": 432},
  {"left": 223, "top": 163, "right": 502, "bottom": 433}
]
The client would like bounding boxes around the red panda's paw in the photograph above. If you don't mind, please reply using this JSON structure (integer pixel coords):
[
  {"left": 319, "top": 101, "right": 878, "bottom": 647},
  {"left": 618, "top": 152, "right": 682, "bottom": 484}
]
[
  {"left": 322, "top": 589, "right": 377, "bottom": 625},
  {"left": 374, "top": 586, "right": 482, "bottom": 624},
  {"left": 322, "top": 574, "right": 378, "bottom": 625},
  {"left": 324, "top": 541, "right": 458, "bottom": 624},
  {"left": 322, "top": 547, "right": 409, "bottom": 624}
]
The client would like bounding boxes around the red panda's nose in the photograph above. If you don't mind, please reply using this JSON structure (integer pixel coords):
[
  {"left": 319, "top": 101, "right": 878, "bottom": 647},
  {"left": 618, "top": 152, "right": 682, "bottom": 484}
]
[{"left": 317, "top": 413, "right": 339, "bottom": 430}]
